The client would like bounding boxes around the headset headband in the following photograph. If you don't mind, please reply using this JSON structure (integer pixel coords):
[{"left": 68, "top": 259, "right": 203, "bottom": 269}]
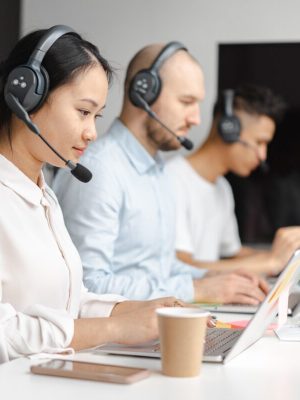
[
  {"left": 150, "top": 41, "right": 187, "bottom": 72},
  {"left": 223, "top": 89, "right": 235, "bottom": 116},
  {"left": 28, "top": 25, "right": 75, "bottom": 68}
]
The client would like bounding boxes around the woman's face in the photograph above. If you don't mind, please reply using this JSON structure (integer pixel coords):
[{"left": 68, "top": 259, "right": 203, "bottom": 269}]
[{"left": 29, "top": 63, "right": 108, "bottom": 167}]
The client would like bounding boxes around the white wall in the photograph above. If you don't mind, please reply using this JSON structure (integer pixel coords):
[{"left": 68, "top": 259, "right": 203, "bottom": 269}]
[{"left": 21, "top": 0, "right": 300, "bottom": 152}]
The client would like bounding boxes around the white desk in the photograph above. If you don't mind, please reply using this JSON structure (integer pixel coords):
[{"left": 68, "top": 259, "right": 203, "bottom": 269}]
[{"left": 1, "top": 314, "right": 300, "bottom": 400}]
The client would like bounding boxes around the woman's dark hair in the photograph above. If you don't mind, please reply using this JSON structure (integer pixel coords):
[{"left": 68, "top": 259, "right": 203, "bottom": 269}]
[{"left": 0, "top": 28, "right": 113, "bottom": 135}]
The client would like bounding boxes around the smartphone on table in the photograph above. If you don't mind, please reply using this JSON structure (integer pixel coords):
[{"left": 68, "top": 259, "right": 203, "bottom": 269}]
[{"left": 30, "top": 359, "right": 150, "bottom": 384}]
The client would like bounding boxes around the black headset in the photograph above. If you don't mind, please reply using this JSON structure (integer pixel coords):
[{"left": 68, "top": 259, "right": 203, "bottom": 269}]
[
  {"left": 2, "top": 25, "right": 93, "bottom": 183},
  {"left": 218, "top": 89, "right": 241, "bottom": 143},
  {"left": 129, "top": 41, "right": 187, "bottom": 108},
  {"left": 4, "top": 25, "right": 75, "bottom": 114}
]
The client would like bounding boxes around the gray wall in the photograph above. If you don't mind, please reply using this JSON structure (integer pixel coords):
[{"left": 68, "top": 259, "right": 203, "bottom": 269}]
[{"left": 21, "top": 0, "right": 300, "bottom": 152}]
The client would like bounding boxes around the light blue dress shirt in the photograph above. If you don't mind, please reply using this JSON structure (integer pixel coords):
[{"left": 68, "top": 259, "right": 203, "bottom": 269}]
[{"left": 52, "top": 119, "right": 204, "bottom": 301}]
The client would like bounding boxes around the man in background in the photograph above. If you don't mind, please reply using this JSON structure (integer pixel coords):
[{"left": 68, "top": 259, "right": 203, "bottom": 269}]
[{"left": 166, "top": 84, "right": 300, "bottom": 276}]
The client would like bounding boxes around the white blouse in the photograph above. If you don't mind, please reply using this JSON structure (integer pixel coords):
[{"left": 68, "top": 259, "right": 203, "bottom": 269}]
[{"left": 0, "top": 155, "right": 125, "bottom": 363}]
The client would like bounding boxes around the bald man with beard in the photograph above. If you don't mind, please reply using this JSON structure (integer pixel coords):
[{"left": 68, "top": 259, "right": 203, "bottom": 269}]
[{"left": 53, "top": 42, "right": 268, "bottom": 305}]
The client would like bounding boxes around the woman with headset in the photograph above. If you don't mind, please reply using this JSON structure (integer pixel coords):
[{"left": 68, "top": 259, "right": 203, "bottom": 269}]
[{"left": 0, "top": 26, "right": 184, "bottom": 363}]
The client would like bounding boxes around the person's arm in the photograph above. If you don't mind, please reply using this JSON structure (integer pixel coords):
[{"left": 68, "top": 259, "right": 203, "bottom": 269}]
[
  {"left": 84, "top": 262, "right": 195, "bottom": 301},
  {"left": 71, "top": 296, "right": 187, "bottom": 351},
  {"left": 176, "top": 248, "right": 274, "bottom": 274},
  {"left": 178, "top": 225, "right": 300, "bottom": 276},
  {"left": 0, "top": 285, "right": 187, "bottom": 362},
  {"left": 0, "top": 302, "right": 74, "bottom": 363},
  {"left": 0, "top": 299, "right": 166, "bottom": 360},
  {"left": 234, "top": 246, "right": 257, "bottom": 257}
]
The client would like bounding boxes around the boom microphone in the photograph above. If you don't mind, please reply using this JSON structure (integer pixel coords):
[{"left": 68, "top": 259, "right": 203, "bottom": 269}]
[
  {"left": 135, "top": 93, "right": 194, "bottom": 151},
  {"left": 6, "top": 93, "right": 92, "bottom": 183}
]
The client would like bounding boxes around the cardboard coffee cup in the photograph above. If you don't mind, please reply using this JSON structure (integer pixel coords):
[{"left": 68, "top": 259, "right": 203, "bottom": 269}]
[{"left": 156, "top": 307, "right": 209, "bottom": 377}]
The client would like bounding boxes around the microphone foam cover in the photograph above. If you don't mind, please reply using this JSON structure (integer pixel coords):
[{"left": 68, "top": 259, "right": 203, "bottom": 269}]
[
  {"left": 71, "top": 163, "right": 92, "bottom": 183},
  {"left": 182, "top": 138, "right": 194, "bottom": 150}
]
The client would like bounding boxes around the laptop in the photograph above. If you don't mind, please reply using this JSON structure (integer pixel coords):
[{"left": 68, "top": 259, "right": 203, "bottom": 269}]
[{"left": 94, "top": 249, "right": 300, "bottom": 364}]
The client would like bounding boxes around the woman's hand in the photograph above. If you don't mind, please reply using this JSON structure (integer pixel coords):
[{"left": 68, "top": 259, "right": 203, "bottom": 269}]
[
  {"left": 109, "top": 297, "right": 214, "bottom": 345},
  {"left": 109, "top": 297, "right": 186, "bottom": 345},
  {"left": 110, "top": 296, "right": 186, "bottom": 316},
  {"left": 109, "top": 303, "right": 160, "bottom": 345}
]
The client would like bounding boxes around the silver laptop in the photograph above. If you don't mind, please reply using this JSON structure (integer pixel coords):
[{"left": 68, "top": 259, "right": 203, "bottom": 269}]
[{"left": 94, "top": 249, "right": 300, "bottom": 364}]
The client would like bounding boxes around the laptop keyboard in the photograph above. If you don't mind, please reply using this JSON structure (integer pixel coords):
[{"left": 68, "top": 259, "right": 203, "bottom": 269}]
[
  {"left": 151, "top": 328, "right": 243, "bottom": 357},
  {"left": 204, "top": 328, "right": 242, "bottom": 356}
]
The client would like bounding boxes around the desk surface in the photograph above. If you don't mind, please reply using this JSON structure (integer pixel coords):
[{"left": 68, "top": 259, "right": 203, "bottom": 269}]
[{"left": 1, "top": 314, "right": 300, "bottom": 400}]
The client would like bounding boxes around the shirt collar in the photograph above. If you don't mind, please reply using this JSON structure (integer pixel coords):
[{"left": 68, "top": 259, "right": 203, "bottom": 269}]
[
  {"left": 0, "top": 154, "right": 48, "bottom": 206},
  {"left": 110, "top": 119, "right": 165, "bottom": 174}
]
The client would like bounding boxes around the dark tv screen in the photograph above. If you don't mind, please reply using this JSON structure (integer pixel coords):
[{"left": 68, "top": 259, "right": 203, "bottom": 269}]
[{"left": 218, "top": 43, "right": 300, "bottom": 244}]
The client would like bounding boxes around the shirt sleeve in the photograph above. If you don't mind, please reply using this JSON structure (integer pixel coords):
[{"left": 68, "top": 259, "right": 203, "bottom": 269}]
[
  {"left": 0, "top": 302, "right": 74, "bottom": 364},
  {"left": 168, "top": 257, "right": 206, "bottom": 301},
  {"left": 53, "top": 157, "right": 195, "bottom": 302},
  {"left": 79, "top": 284, "right": 127, "bottom": 318},
  {"left": 84, "top": 268, "right": 196, "bottom": 302}
]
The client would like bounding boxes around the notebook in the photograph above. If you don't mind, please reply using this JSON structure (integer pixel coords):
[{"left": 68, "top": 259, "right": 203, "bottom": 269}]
[{"left": 94, "top": 249, "right": 300, "bottom": 364}]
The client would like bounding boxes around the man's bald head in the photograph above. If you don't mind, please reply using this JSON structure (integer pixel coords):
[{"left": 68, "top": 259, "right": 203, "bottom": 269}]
[{"left": 124, "top": 43, "right": 200, "bottom": 95}]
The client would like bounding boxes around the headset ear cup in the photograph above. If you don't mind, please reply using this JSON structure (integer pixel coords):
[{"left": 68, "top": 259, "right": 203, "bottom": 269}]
[
  {"left": 28, "top": 66, "right": 49, "bottom": 113},
  {"left": 128, "top": 42, "right": 187, "bottom": 110},
  {"left": 218, "top": 89, "right": 241, "bottom": 143},
  {"left": 218, "top": 115, "right": 241, "bottom": 143},
  {"left": 129, "top": 72, "right": 147, "bottom": 108},
  {"left": 4, "top": 65, "right": 49, "bottom": 113},
  {"left": 129, "top": 69, "right": 161, "bottom": 108},
  {"left": 147, "top": 72, "right": 161, "bottom": 105}
]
